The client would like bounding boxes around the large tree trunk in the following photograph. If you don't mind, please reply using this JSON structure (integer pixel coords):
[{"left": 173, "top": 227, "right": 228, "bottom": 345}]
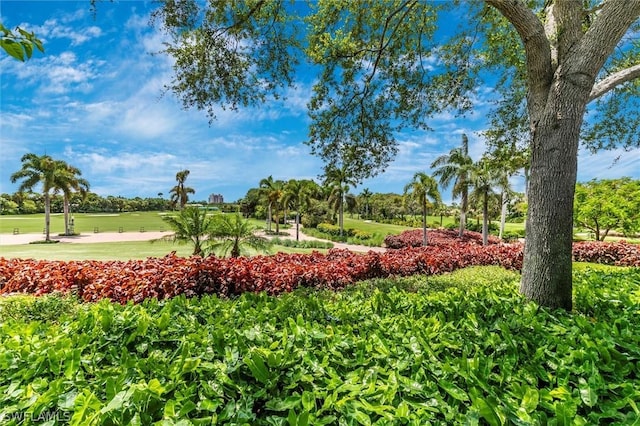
[{"left": 520, "top": 79, "right": 590, "bottom": 311}]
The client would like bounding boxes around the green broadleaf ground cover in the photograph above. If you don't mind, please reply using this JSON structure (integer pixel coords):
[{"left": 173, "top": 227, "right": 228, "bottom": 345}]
[{"left": 0, "top": 266, "right": 638, "bottom": 425}]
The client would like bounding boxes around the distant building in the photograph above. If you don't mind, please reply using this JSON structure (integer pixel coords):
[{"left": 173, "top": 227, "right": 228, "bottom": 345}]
[{"left": 208, "top": 193, "right": 224, "bottom": 204}]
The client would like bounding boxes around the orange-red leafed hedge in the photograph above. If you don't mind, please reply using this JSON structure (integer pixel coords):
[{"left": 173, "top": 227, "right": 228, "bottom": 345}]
[
  {"left": 1, "top": 232, "right": 637, "bottom": 304},
  {"left": 0, "top": 242, "right": 523, "bottom": 303}
]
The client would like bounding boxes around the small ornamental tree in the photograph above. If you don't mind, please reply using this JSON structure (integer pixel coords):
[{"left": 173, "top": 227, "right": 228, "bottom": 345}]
[{"left": 574, "top": 178, "right": 640, "bottom": 241}]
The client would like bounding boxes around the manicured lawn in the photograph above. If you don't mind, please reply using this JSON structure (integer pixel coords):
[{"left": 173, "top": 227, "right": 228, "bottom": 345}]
[
  {"left": 0, "top": 211, "right": 172, "bottom": 234},
  {"left": 0, "top": 240, "right": 325, "bottom": 261},
  {"left": 343, "top": 217, "right": 414, "bottom": 234}
]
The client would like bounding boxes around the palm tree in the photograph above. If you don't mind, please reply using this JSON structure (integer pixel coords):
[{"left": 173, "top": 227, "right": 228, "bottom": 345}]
[
  {"left": 324, "top": 165, "right": 357, "bottom": 236},
  {"left": 404, "top": 172, "right": 441, "bottom": 246},
  {"left": 282, "top": 179, "right": 315, "bottom": 241},
  {"left": 56, "top": 163, "right": 90, "bottom": 235},
  {"left": 469, "top": 159, "right": 504, "bottom": 246},
  {"left": 169, "top": 169, "right": 195, "bottom": 209},
  {"left": 359, "top": 188, "right": 373, "bottom": 219},
  {"left": 157, "top": 206, "right": 214, "bottom": 255},
  {"left": 259, "top": 176, "right": 285, "bottom": 234},
  {"left": 208, "top": 213, "right": 271, "bottom": 258},
  {"left": 10, "top": 154, "right": 69, "bottom": 242},
  {"left": 431, "top": 134, "right": 473, "bottom": 237}
]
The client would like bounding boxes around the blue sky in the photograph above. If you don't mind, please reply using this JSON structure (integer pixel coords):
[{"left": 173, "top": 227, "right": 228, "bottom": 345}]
[{"left": 1, "top": 1, "right": 638, "bottom": 203}]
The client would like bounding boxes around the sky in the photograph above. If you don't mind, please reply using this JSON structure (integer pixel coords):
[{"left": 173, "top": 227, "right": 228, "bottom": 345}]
[{"left": 1, "top": 1, "right": 638, "bottom": 204}]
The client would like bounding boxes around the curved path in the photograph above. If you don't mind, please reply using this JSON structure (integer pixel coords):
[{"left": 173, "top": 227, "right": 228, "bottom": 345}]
[
  {"left": 0, "top": 225, "right": 386, "bottom": 253},
  {"left": 258, "top": 225, "right": 387, "bottom": 253}
]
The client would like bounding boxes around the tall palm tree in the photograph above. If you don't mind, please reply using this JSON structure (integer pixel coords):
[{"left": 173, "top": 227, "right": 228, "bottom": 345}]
[
  {"left": 469, "top": 159, "right": 503, "bottom": 246},
  {"left": 359, "top": 188, "right": 373, "bottom": 219},
  {"left": 169, "top": 169, "right": 195, "bottom": 209},
  {"left": 324, "top": 165, "right": 357, "bottom": 236},
  {"left": 404, "top": 172, "right": 441, "bottom": 246},
  {"left": 208, "top": 213, "right": 271, "bottom": 258},
  {"left": 10, "top": 154, "right": 69, "bottom": 242},
  {"left": 431, "top": 134, "right": 473, "bottom": 237},
  {"left": 259, "top": 176, "right": 285, "bottom": 234},
  {"left": 56, "top": 163, "right": 90, "bottom": 235},
  {"left": 282, "top": 179, "right": 315, "bottom": 241},
  {"left": 157, "top": 206, "right": 214, "bottom": 256}
]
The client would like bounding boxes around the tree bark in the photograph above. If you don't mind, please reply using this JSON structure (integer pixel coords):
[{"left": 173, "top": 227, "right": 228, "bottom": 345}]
[
  {"left": 489, "top": 0, "right": 640, "bottom": 311},
  {"left": 520, "top": 75, "right": 590, "bottom": 310}
]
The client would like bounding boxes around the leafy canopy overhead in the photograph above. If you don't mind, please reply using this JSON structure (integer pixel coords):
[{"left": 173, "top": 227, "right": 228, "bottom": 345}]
[{"left": 154, "top": 0, "right": 639, "bottom": 179}]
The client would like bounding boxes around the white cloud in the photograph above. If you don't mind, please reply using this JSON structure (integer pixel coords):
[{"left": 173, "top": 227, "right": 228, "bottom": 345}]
[{"left": 31, "top": 15, "right": 103, "bottom": 46}]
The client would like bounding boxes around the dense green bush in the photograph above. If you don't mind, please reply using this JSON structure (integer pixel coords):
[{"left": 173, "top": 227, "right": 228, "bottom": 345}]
[
  {"left": 0, "top": 292, "right": 79, "bottom": 323},
  {"left": 1, "top": 267, "right": 638, "bottom": 425},
  {"left": 270, "top": 237, "right": 334, "bottom": 249}
]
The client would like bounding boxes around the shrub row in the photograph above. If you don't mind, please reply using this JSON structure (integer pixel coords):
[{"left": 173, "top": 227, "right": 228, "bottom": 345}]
[
  {"left": 573, "top": 240, "right": 640, "bottom": 267},
  {"left": 0, "top": 243, "right": 523, "bottom": 304},
  {"left": 1, "top": 239, "right": 637, "bottom": 304},
  {"left": 384, "top": 229, "right": 501, "bottom": 248}
]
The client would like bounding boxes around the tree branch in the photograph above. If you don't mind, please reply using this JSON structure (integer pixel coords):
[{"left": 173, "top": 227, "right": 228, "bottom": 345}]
[
  {"left": 569, "top": 0, "right": 640, "bottom": 77},
  {"left": 589, "top": 63, "right": 640, "bottom": 102},
  {"left": 485, "top": 0, "right": 554, "bottom": 132}
]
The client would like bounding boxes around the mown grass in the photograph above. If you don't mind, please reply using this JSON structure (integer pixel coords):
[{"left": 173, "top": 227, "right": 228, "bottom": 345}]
[
  {"left": 0, "top": 211, "right": 171, "bottom": 234},
  {"left": 0, "top": 240, "right": 326, "bottom": 261}
]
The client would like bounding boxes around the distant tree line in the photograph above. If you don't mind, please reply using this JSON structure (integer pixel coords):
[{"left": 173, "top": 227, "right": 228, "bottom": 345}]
[{"left": 0, "top": 192, "right": 228, "bottom": 215}]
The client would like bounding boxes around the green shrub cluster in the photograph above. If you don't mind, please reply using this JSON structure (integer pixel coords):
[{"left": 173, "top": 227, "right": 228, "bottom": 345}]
[
  {"left": 270, "top": 237, "right": 334, "bottom": 249},
  {"left": 1, "top": 267, "right": 638, "bottom": 424},
  {"left": 0, "top": 292, "right": 78, "bottom": 323}
]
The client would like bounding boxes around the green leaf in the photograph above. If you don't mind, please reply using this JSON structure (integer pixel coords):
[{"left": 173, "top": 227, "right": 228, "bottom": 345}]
[
  {"left": 555, "top": 401, "right": 577, "bottom": 426},
  {"left": 101, "top": 389, "right": 132, "bottom": 414},
  {"left": 301, "top": 391, "right": 315, "bottom": 412},
  {"left": 578, "top": 377, "right": 597, "bottom": 408},
  {"left": 439, "top": 380, "right": 469, "bottom": 402},
  {"left": 181, "top": 357, "right": 201, "bottom": 374},
  {"left": 471, "top": 395, "right": 502, "bottom": 426},
  {"left": 245, "top": 350, "right": 270, "bottom": 384},
  {"left": 352, "top": 409, "right": 372, "bottom": 425},
  {"left": 1, "top": 39, "right": 25, "bottom": 61},
  {"left": 520, "top": 387, "right": 539, "bottom": 413},
  {"left": 148, "top": 378, "right": 166, "bottom": 396}
]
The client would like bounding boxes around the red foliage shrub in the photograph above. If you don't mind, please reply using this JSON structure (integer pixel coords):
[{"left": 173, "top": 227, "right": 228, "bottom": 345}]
[
  {"left": 384, "top": 229, "right": 501, "bottom": 249},
  {"left": 1, "top": 240, "right": 635, "bottom": 304},
  {"left": 572, "top": 241, "right": 640, "bottom": 267}
]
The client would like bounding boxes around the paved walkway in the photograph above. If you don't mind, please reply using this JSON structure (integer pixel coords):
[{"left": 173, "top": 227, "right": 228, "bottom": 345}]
[
  {"left": 259, "top": 225, "right": 387, "bottom": 253},
  {"left": 0, "top": 225, "right": 386, "bottom": 253},
  {"left": 0, "top": 231, "right": 171, "bottom": 246}
]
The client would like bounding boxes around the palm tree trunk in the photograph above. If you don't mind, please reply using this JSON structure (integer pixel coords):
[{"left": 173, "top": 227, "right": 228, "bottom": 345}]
[
  {"left": 482, "top": 194, "right": 489, "bottom": 246},
  {"left": 339, "top": 193, "right": 344, "bottom": 237},
  {"left": 295, "top": 212, "right": 300, "bottom": 241},
  {"left": 63, "top": 196, "right": 70, "bottom": 235},
  {"left": 267, "top": 203, "right": 272, "bottom": 232},
  {"left": 44, "top": 192, "right": 51, "bottom": 242},
  {"left": 422, "top": 203, "right": 427, "bottom": 246},
  {"left": 499, "top": 191, "right": 507, "bottom": 240},
  {"left": 459, "top": 192, "right": 468, "bottom": 237}
]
